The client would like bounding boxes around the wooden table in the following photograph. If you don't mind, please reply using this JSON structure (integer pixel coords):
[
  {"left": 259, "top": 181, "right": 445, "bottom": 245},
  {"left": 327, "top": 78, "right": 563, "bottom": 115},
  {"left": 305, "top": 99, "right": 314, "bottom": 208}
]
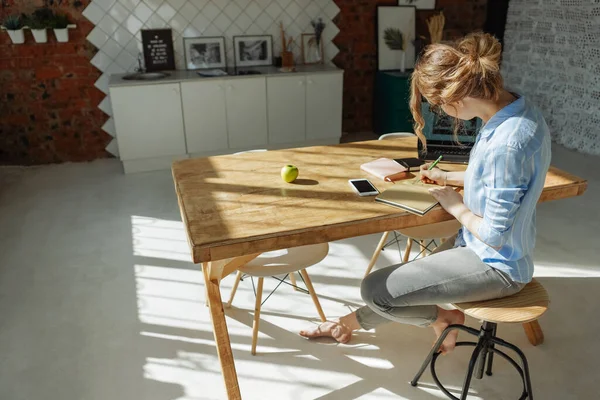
[{"left": 171, "top": 137, "right": 587, "bottom": 399}]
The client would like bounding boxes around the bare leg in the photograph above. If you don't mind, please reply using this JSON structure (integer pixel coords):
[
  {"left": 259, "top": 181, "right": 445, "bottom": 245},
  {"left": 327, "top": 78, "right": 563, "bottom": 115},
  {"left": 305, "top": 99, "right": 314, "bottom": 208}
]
[
  {"left": 299, "top": 311, "right": 361, "bottom": 344},
  {"left": 430, "top": 307, "right": 465, "bottom": 354}
]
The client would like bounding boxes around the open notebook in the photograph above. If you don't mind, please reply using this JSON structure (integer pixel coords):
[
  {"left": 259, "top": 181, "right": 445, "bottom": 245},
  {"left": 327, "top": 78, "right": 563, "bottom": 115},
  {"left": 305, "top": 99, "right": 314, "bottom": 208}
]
[{"left": 375, "top": 177, "right": 439, "bottom": 216}]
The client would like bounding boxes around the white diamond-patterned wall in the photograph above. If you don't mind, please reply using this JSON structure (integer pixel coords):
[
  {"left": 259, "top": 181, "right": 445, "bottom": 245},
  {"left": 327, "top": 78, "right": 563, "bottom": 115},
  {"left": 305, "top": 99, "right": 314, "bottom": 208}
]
[
  {"left": 82, "top": 0, "right": 341, "bottom": 156},
  {"left": 501, "top": 0, "right": 600, "bottom": 156}
]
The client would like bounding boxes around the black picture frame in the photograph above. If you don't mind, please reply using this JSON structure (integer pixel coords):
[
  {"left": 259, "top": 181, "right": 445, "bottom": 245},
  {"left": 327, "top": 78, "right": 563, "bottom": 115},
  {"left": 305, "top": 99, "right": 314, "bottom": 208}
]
[
  {"left": 233, "top": 35, "right": 274, "bottom": 68},
  {"left": 141, "top": 29, "right": 176, "bottom": 72},
  {"left": 183, "top": 36, "right": 227, "bottom": 70}
]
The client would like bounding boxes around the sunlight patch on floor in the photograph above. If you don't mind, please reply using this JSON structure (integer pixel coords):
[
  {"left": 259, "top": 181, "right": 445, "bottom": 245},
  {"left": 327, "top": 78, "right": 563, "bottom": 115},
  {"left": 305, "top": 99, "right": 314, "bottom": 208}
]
[{"left": 132, "top": 216, "right": 192, "bottom": 262}]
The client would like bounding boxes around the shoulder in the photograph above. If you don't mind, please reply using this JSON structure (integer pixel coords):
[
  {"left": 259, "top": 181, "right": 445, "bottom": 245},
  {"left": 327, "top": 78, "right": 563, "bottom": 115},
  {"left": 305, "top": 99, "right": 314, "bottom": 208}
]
[{"left": 494, "top": 100, "right": 550, "bottom": 155}]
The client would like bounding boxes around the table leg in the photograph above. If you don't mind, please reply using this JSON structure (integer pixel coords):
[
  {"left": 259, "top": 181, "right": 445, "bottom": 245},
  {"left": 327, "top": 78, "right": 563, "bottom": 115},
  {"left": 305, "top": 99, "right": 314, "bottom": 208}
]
[
  {"left": 201, "top": 254, "right": 260, "bottom": 400},
  {"left": 203, "top": 263, "right": 242, "bottom": 400}
]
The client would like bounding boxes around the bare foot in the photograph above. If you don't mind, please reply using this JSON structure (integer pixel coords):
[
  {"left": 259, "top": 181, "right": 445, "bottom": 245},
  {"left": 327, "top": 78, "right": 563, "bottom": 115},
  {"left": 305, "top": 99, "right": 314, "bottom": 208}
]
[
  {"left": 431, "top": 308, "right": 465, "bottom": 354},
  {"left": 299, "top": 320, "right": 354, "bottom": 344}
]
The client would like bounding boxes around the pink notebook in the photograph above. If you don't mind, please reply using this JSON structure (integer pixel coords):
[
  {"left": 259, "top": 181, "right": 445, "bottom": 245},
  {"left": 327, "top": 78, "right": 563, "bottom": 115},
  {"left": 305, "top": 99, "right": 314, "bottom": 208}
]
[{"left": 360, "top": 158, "right": 410, "bottom": 182}]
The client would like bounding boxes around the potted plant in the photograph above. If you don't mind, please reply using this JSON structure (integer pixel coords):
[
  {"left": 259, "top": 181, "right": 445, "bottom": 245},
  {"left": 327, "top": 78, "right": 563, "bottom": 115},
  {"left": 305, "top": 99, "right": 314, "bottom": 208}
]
[
  {"left": 51, "top": 13, "right": 69, "bottom": 42},
  {"left": 2, "top": 15, "right": 25, "bottom": 44},
  {"left": 28, "top": 8, "right": 54, "bottom": 43}
]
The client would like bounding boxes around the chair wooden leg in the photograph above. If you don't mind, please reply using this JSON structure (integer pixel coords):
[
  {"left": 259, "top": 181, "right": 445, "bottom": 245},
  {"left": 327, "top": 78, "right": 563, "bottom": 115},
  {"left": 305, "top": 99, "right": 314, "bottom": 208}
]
[
  {"left": 403, "top": 238, "right": 413, "bottom": 263},
  {"left": 299, "top": 269, "right": 326, "bottom": 322},
  {"left": 419, "top": 240, "right": 426, "bottom": 258},
  {"left": 251, "top": 277, "right": 264, "bottom": 355},
  {"left": 225, "top": 270, "right": 243, "bottom": 308},
  {"left": 365, "top": 231, "right": 391, "bottom": 278},
  {"left": 523, "top": 320, "right": 544, "bottom": 346},
  {"left": 289, "top": 272, "right": 299, "bottom": 291}
]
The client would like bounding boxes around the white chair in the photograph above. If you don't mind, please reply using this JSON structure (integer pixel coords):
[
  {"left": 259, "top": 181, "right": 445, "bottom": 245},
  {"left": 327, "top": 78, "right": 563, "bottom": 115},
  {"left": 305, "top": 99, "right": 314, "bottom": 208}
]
[
  {"left": 227, "top": 149, "right": 328, "bottom": 355},
  {"left": 365, "top": 132, "right": 461, "bottom": 276},
  {"left": 226, "top": 244, "right": 328, "bottom": 355},
  {"left": 378, "top": 132, "right": 415, "bottom": 140}
]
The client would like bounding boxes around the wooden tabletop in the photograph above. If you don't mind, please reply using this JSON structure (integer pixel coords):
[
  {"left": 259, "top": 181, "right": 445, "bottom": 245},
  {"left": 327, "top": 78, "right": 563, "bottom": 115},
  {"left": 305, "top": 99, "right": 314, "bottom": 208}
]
[{"left": 172, "top": 137, "right": 587, "bottom": 263}]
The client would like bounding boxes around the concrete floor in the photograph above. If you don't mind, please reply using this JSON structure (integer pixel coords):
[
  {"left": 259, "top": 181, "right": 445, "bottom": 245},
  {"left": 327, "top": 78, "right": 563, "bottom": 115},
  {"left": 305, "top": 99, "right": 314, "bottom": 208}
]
[{"left": 0, "top": 143, "right": 598, "bottom": 400}]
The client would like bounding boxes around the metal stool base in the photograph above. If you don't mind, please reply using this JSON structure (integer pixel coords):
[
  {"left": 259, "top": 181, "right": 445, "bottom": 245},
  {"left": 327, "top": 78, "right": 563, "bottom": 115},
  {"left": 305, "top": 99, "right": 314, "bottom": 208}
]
[{"left": 411, "top": 322, "right": 534, "bottom": 400}]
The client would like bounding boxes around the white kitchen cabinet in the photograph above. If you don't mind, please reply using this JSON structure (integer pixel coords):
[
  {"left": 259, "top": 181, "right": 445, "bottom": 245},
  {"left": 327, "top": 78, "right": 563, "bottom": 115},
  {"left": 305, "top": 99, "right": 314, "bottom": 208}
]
[
  {"left": 225, "top": 77, "right": 268, "bottom": 149},
  {"left": 181, "top": 80, "right": 228, "bottom": 154},
  {"left": 267, "top": 75, "right": 306, "bottom": 144},
  {"left": 110, "top": 83, "right": 186, "bottom": 161},
  {"left": 109, "top": 67, "right": 343, "bottom": 173},
  {"left": 306, "top": 72, "right": 343, "bottom": 140}
]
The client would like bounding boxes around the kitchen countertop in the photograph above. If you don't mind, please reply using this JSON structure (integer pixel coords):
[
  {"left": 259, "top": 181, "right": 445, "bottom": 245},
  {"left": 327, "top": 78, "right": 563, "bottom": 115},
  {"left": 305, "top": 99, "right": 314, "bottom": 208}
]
[{"left": 108, "top": 64, "right": 343, "bottom": 88}]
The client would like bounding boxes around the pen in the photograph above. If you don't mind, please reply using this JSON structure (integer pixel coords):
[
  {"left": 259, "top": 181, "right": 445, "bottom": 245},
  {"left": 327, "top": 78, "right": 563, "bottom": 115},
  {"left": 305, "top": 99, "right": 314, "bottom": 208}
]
[{"left": 428, "top": 155, "right": 443, "bottom": 170}]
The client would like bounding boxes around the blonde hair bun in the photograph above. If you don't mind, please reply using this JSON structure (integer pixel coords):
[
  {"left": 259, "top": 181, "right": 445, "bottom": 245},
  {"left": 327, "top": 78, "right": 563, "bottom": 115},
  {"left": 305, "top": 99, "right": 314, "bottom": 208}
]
[
  {"left": 409, "top": 32, "right": 505, "bottom": 150},
  {"left": 456, "top": 32, "right": 502, "bottom": 78}
]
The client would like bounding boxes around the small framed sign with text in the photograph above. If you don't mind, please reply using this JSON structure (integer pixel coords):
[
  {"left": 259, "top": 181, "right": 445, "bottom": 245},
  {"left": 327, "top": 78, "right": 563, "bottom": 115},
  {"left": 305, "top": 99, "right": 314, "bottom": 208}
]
[{"left": 141, "top": 29, "right": 175, "bottom": 72}]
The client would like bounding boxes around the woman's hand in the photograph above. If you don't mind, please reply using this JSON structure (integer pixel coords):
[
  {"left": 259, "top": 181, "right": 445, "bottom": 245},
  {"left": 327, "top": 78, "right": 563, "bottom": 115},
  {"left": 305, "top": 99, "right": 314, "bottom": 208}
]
[
  {"left": 420, "top": 163, "right": 447, "bottom": 186},
  {"left": 428, "top": 186, "right": 465, "bottom": 217}
]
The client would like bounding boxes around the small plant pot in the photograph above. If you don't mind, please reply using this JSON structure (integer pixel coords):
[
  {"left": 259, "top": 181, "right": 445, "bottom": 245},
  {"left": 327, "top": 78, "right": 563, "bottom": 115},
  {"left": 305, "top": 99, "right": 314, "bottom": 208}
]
[
  {"left": 31, "top": 28, "right": 48, "bottom": 43},
  {"left": 54, "top": 28, "right": 69, "bottom": 43},
  {"left": 7, "top": 29, "right": 25, "bottom": 44}
]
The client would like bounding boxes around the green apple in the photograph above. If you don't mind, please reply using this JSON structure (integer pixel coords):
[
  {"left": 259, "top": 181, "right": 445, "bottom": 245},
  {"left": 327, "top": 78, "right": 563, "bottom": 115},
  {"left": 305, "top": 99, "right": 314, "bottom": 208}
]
[{"left": 281, "top": 164, "right": 299, "bottom": 183}]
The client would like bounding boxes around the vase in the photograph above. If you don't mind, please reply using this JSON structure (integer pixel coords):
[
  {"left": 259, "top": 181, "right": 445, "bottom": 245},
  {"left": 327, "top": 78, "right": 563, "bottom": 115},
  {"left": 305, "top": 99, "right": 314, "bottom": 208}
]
[
  {"left": 313, "top": 42, "right": 322, "bottom": 64},
  {"left": 399, "top": 50, "right": 406, "bottom": 73},
  {"left": 392, "top": 50, "right": 406, "bottom": 73},
  {"left": 31, "top": 29, "right": 48, "bottom": 43},
  {"left": 54, "top": 28, "right": 69, "bottom": 43},
  {"left": 7, "top": 29, "right": 25, "bottom": 44}
]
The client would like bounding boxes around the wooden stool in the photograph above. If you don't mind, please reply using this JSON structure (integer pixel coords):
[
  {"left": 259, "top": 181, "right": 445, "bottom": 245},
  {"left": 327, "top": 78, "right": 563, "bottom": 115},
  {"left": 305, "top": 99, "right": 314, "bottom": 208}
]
[
  {"left": 411, "top": 279, "right": 549, "bottom": 400},
  {"left": 226, "top": 243, "right": 328, "bottom": 355}
]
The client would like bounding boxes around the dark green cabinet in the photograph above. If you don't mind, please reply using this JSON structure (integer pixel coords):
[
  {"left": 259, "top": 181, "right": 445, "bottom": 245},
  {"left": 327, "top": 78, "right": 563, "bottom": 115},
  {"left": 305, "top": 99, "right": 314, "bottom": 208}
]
[{"left": 373, "top": 71, "right": 413, "bottom": 135}]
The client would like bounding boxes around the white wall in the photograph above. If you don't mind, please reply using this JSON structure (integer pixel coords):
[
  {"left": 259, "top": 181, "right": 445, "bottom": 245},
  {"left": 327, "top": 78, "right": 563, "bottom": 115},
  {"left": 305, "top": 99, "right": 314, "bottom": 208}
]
[
  {"left": 82, "top": 0, "right": 341, "bottom": 156},
  {"left": 501, "top": 0, "right": 600, "bottom": 155}
]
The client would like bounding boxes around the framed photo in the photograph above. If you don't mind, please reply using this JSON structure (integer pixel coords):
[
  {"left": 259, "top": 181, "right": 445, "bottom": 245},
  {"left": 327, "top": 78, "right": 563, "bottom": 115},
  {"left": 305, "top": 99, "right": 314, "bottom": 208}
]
[
  {"left": 233, "top": 35, "right": 273, "bottom": 67},
  {"left": 301, "top": 33, "right": 324, "bottom": 64},
  {"left": 184, "top": 36, "right": 226, "bottom": 70},
  {"left": 377, "top": 6, "right": 416, "bottom": 71},
  {"left": 398, "top": 0, "right": 436, "bottom": 10}
]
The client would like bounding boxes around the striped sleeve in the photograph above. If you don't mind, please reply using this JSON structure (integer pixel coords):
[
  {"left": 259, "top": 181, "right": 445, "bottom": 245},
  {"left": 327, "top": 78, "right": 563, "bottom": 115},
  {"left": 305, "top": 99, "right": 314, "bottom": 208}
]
[{"left": 477, "top": 145, "right": 531, "bottom": 248}]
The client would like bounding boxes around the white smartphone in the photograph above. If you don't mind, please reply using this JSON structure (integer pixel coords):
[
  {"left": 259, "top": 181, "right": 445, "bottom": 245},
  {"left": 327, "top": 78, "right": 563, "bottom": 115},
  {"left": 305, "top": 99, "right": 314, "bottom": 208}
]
[{"left": 348, "top": 179, "right": 379, "bottom": 196}]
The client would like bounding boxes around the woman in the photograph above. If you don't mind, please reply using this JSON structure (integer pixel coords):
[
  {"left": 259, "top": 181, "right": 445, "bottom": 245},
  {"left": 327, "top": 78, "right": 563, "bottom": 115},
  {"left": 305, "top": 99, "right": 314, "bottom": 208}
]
[{"left": 300, "top": 32, "right": 551, "bottom": 353}]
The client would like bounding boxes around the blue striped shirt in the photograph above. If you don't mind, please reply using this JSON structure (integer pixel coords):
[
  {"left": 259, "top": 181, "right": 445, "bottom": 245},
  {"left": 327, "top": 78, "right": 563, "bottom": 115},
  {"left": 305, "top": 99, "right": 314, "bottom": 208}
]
[{"left": 454, "top": 95, "right": 552, "bottom": 283}]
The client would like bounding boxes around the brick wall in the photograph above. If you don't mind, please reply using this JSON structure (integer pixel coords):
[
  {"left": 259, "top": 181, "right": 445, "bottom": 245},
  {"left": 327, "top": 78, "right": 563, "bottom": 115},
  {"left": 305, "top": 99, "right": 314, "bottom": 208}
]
[
  {"left": 0, "top": 0, "right": 110, "bottom": 165},
  {"left": 333, "top": 0, "right": 488, "bottom": 134}
]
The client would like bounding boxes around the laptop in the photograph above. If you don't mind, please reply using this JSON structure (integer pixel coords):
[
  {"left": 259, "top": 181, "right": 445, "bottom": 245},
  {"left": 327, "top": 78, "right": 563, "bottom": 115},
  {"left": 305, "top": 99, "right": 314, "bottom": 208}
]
[{"left": 417, "top": 102, "right": 482, "bottom": 164}]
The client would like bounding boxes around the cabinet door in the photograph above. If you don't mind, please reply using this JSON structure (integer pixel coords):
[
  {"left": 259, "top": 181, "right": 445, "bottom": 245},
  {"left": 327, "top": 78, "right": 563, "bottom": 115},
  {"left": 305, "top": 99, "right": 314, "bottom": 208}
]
[
  {"left": 181, "top": 80, "right": 228, "bottom": 154},
  {"left": 110, "top": 83, "right": 186, "bottom": 160},
  {"left": 306, "top": 72, "right": 343, "bottom": 140},
  {"left": 225, "top": 77, "right": 268, "bottom": 149},
  {"left": 267, "top": 75, "right": 306, "bottom": 144}
]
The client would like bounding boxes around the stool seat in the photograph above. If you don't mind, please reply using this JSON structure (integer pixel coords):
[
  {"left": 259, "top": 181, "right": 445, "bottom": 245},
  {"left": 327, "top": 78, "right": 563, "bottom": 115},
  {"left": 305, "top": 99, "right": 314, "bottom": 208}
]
[
  {"left": 454, "top": 279, "right": 549, "bottom": 324},
  {"left": 238, "top": 243, "right": 329, "bottom": 277}
]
